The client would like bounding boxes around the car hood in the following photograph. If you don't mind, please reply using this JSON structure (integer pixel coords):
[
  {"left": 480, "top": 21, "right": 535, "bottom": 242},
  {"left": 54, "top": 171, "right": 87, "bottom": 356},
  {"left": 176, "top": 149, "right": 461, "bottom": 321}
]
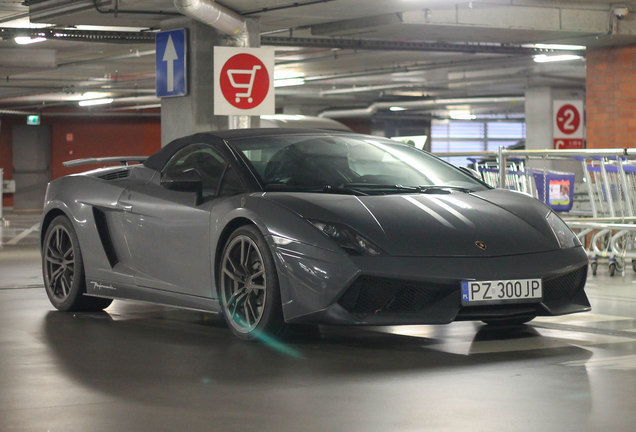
[{"left": 263, "top": 189, "right": 560, "bottom": 257}]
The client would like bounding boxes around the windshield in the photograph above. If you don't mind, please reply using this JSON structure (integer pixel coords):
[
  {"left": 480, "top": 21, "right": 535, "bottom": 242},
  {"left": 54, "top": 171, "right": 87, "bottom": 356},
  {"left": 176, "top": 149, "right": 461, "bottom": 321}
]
[{"left": 229, "top": 133, "right": 489, "bottom": 194}]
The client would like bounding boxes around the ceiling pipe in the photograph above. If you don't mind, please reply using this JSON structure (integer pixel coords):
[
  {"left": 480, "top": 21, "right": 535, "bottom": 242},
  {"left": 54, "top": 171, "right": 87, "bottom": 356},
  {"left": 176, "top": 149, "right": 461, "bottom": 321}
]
[
  {"left": 319, "top": 96, "right": 525, "bottom": 118},
  {"left": 173, "top": 0, "right": 246, "bottom": 36},
  {"left": 320, "top": 84, "right": 412, "bottom": 96}
]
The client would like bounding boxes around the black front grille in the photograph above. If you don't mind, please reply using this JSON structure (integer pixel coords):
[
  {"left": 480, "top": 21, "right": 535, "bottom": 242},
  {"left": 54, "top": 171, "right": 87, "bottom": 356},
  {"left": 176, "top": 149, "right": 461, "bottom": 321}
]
[
  {"left": 338, "top": 266, "right": 587, "bottom": 316},
  {"left": 99, "top": 170, "right": 130, "bottom": 181},
  {"left": 543, "top": 266, "right": 587, "bottom": 301},
  {"left": 338, "top": 276, "right": 449, "bottom": 314}
]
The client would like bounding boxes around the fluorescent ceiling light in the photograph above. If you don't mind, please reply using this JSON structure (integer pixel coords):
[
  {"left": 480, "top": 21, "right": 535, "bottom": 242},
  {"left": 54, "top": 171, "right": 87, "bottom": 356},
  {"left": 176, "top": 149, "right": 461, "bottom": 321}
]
[
  {"left": 72, "top": 92, "right": 111, "bottom": 101},
  {"left": 1, "top": 18, "right": 52, "bottom": 29},
  {"left": 14, "top": 36, "right": 46, "bottom": 45},
  {"left": 533, "top": 54, "right": 583, "bottom": 63},
  {"left": 275, "top": 78, "right": 305, "bottom": 87},
  {"left": 78, "top": 98, "right": 114, "bottom": 107},
  {"left": 449, "top": 110, "right": 476, "bottom": 120},
  {"left": 391, "top": 90, "right": 425, "bottom": 97},
  {"left": 532, "top": 43, "right": 586, "bottom": 51},
  {"left": 274, "top": 70, "right": 305, "bottom": 87},
  {"left": 389, "top": 106, "right": 407, "bottom": 112},
  {"left": 275, "top": 70, "right": 304, "bottom": 79}
]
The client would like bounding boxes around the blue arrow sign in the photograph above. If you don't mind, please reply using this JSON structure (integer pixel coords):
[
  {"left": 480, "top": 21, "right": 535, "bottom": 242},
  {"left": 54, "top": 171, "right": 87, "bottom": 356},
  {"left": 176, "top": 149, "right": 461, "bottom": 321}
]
[{"left": 156, "top": 29, "right": 187, "bottom": 97}]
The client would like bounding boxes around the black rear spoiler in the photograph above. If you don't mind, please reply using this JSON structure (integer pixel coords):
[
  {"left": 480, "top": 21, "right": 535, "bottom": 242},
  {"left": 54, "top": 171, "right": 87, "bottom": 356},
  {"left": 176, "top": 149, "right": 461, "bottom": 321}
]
[{"left": 63, "top": 156, "right": 147, "bottom": 167}]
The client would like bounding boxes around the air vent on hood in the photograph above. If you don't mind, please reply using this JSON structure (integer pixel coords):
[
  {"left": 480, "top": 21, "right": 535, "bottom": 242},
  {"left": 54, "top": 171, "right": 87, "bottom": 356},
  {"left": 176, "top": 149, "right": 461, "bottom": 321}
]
[{"left": 99, "top": 170, "right": 130, "bottom": 181}]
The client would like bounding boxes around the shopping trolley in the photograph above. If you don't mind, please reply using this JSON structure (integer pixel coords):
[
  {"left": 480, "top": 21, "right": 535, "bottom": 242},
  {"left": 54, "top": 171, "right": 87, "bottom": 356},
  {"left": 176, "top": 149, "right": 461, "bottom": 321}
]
[
  {"left": 470, "top": 158, "right": 535, "bottom": 195},
  {"left": 579, "top": 156, "right": 636, "bottom": 276},
  {"left": 226, "top": 65, "right": 261, "bottom": 103},
  {"left": 470, "top": 158, "right": 575, "bottom": 212}
]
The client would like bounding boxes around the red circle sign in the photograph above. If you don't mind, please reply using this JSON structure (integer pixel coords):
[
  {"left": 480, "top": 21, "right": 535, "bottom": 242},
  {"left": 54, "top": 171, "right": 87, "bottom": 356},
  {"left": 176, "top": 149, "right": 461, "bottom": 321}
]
[
  {"left": 220, "top": 54, "right": 269, "bottom": 110},
  {"left": 555, "top": 104, "right": 580, "bottom": 135}
]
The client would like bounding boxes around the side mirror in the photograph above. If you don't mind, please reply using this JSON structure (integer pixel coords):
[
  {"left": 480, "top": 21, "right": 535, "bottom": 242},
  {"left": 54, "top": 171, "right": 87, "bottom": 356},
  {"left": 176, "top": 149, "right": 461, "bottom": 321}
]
[{"left": 161, "top": 169, "right": 203, "bottom": 204}]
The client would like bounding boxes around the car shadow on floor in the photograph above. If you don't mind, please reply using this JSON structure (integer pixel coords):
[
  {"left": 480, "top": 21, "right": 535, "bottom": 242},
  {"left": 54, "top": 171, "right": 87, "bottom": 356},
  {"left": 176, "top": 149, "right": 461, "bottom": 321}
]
[{"left": 41, "top": 305, "right": 594, "bottom": 410}]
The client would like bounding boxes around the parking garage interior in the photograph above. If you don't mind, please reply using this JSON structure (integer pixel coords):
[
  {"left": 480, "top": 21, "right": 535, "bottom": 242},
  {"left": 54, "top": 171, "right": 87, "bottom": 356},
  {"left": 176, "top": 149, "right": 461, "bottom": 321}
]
[{"left": 2, "top": 1, "right": 636, "bottom": 431}]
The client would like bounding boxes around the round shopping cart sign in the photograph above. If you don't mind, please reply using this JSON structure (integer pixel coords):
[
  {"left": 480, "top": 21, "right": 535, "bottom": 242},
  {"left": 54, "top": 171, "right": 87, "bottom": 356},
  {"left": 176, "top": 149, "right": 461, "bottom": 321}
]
[
  {"left": 219, "top": 53, "right": 270, "bottom": 110},
  {"left": 555, "top": 104, "right": 580, "bottom": 135}
]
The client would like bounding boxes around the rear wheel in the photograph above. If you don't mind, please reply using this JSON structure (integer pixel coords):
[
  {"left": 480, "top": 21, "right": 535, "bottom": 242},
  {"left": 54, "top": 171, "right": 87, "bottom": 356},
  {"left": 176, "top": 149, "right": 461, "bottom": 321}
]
[
  {"left": 42, "top": 215, "right": 112, "bottom": 312},
  {"left": 218, "top": 225, "right": 286, "bottom": 340}
]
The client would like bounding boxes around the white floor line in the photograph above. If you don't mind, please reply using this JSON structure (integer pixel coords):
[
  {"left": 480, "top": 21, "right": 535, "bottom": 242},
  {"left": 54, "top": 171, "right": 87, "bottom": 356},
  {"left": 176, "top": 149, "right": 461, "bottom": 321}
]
[{"left": 5, "top": 223, "right": 40, "bottom": 246}]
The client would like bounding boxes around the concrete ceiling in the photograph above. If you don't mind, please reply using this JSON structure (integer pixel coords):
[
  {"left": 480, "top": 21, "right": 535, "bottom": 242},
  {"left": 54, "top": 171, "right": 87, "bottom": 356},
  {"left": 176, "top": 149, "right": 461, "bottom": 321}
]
[{"left": 0, "top": 0, "right": 635, "bottom": 120}]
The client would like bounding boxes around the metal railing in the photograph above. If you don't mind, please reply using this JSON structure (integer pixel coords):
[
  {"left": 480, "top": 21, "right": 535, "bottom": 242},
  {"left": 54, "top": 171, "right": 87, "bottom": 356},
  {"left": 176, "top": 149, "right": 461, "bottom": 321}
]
[{"left": 434, "top": 147, "right": 636, "bottom": 189}]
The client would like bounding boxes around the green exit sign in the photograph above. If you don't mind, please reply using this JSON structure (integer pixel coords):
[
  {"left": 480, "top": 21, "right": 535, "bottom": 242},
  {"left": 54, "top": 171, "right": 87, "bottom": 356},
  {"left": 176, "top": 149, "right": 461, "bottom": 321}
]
[{"left": 26, "top": 115, "right": 40, "bottom": 125}]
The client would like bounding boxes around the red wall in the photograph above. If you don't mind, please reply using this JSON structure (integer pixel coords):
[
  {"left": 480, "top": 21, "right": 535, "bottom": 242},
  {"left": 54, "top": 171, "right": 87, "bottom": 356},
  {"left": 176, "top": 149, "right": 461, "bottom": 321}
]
[
  {"left": 49, "top": 116, "right": 161, "bottom": 179},
  {"left": 0, "top": 114, "right": 161, "bottom": 208},
  {"left": 586, "top": 45, "right": 636, "bottom": 149}
]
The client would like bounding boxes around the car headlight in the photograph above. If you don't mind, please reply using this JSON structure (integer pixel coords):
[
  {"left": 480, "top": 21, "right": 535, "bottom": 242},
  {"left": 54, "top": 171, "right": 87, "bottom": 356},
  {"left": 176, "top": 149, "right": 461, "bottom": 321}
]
[
  {"left": 546, "top": 212, "right": 580, "bottom": 249},
  {"left": 308, "top": 220, "right": 383, "bottom": 256}
]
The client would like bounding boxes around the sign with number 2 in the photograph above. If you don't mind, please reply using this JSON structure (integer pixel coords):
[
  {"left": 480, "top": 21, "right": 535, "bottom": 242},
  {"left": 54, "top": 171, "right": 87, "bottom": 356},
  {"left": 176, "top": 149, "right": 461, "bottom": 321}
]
[{"left": 553, "top": 100, "right": 584, "bottom": 149}]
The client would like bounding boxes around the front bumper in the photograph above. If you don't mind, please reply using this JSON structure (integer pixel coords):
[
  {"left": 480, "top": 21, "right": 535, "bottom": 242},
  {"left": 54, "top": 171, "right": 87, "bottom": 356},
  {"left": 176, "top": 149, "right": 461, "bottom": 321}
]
[{"left": 270, "top": 239, "right": 589, "bottom": 325}]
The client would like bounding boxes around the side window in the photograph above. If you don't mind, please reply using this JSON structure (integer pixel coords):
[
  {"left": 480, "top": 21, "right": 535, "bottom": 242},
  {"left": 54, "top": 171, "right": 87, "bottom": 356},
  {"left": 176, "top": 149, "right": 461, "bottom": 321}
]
[
  {"left": 218, "top": 165, "right": 244, "bottom": 197},
  {"left": 162, "top": 144, "right": 227, "bottom": 198}
]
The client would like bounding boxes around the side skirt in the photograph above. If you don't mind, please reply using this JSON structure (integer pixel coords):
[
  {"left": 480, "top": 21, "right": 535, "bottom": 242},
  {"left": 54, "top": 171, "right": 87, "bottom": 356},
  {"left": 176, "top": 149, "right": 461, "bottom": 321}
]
[{"left": 85, "top": 279, "right": 222, "bottom": 314}]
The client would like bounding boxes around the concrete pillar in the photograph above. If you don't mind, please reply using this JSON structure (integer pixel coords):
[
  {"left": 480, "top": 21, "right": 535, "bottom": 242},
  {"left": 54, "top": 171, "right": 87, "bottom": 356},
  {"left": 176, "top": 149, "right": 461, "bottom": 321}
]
[
  {"left": 160, "top": 17, "right": 260, "bottom": 146},
  {"left": 586, "top": 46, "right": 636, "bottom": 149},
  {"left": 524, "top": 86, "right": 585, "bottom": 174},
  {"left": 524, "top": 87, "right": 553, "bottom": 151},
  {"left": 524, "top": 86, "right": 585, "bottom": 150}
]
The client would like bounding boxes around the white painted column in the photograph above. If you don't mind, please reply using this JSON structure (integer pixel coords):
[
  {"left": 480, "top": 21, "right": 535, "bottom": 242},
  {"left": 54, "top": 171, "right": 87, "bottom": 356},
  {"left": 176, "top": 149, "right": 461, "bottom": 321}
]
[{"left": 160, "top": 18, "right": 260, "bottom": 146}]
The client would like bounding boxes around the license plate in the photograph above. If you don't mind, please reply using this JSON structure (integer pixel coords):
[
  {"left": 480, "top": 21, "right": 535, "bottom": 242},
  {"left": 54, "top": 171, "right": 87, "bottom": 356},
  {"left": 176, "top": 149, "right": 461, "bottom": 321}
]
[{"left": 461, "top": 279, "right": 542, "bottom": 305}]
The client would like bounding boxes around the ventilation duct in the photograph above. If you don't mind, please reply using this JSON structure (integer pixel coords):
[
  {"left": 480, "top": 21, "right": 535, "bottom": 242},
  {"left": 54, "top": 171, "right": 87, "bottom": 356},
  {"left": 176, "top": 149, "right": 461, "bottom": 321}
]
[
  {"left": 174, "top": 0, "right": 246, "bottom": 36},
  {"left": 319, "top": 96, "right": 525, "bottom": 118}
]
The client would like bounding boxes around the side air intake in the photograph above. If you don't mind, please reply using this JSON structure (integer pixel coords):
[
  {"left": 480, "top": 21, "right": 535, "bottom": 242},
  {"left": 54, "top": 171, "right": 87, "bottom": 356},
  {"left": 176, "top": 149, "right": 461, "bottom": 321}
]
[{"left": 92, "top": 207, "right": 119, "bottom": 267}]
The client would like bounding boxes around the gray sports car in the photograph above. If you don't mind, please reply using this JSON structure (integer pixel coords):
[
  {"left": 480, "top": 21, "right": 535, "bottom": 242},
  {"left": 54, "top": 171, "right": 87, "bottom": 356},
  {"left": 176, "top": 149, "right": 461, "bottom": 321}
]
[{"left": 41, "top": 129, "right": 590, "bottom": 340}]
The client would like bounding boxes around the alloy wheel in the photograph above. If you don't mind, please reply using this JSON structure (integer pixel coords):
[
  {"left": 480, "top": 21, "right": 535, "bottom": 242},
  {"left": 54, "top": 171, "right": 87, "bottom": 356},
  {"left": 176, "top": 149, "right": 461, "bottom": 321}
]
[
  {"left": 44, "top": 225, "right": 75, "bottom": 301},
  {"left": 220, "top": 234, "right": 267, "bottom": 333}
]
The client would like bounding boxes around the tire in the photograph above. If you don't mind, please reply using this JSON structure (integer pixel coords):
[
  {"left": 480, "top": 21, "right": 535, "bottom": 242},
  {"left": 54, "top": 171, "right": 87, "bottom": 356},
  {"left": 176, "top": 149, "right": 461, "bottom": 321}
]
[
  {"left": 609, "top": 262, "right": 617, "bottom": 277},
  {"left": 42, "top": 215, "right": 112, "bottom": 312},
  {"left": 218, "top": 225, "right": 286, "bottom": 340},
  {"left": 482, "top": 315, "right": 535, "bottom": 326},
  {"left": 591, "top": 261, "right": 598, "bottom": 276}
]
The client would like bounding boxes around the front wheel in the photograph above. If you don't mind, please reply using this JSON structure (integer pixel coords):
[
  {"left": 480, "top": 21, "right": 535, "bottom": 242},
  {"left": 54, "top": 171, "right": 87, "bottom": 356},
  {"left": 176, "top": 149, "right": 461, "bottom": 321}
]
[
  {"left": 218, "top": 225, "right": 286, "bottom": 340},
  {"left": 42, "top": 215, "right": 112, "bottom": 312}
]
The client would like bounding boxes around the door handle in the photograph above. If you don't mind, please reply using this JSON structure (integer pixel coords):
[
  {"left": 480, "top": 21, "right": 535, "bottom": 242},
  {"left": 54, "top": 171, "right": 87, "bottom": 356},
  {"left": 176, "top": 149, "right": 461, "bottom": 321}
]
[{"left": 117, "top": 203, "right": 133, "bottom": 212}]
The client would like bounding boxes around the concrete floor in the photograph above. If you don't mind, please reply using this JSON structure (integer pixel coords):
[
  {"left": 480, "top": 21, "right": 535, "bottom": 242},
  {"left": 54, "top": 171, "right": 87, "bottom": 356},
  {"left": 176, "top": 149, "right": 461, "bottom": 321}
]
[{"left": 1, "top": 210, "right": 636, "bottom": 432}]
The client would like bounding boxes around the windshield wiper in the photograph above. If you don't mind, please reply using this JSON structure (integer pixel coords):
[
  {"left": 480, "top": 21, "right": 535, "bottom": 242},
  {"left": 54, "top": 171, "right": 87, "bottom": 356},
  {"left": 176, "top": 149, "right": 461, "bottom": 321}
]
[
  {"left": 418, "top": 185, "right": 474, "bottom": 193},
  {"left": 322, "top": 185, "right": 368, "bottom": 195},
  {"left": 265, "top": 182, "right": 472, "bottom": 195},
  {"left": 263, "top": 183, "right": 367, "bottom": 195},
  {"left": 341, "top": 183, "right": 420, "bottom": 193},
  {"left": 342, "top": 183, "right": 474, "bottom": 194}
]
